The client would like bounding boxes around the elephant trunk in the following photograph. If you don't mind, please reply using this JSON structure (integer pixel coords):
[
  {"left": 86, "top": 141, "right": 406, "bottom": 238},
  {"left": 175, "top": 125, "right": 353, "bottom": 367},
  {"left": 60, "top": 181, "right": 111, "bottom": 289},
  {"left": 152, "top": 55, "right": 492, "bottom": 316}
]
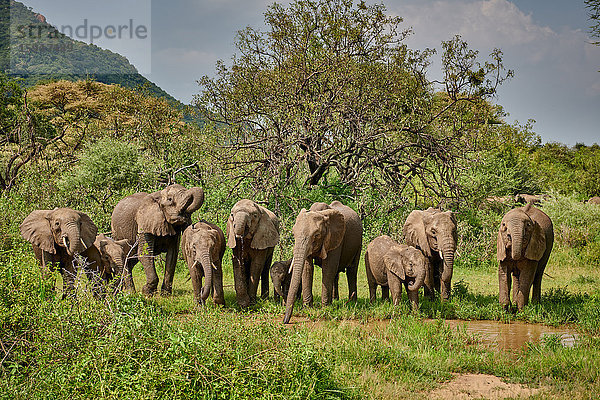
[
  {"left": 408, "top": 262, "right": 426, "bottom": 291},
  {"left": 273, "top": 280, "right": 285, "bottom": 299},
  {"left": 283, "top": 240, "right": 308, "bottom": 324},
  {"left": 181, "top": 187, "right": 204, "bottom": 215},
  {"left": 510, "top": 222, "right": 523, "bottom": 261},
  {"left": 440, "top": 237, "right": 456, "bottom": 283},
  {"left": 233, "top": 213, "right": 249, "bottom": 238},
  {"left": 64, "top": 221, "right": 84, "bottom": 256},
  {"left": 199, "top": 249, "right": 213, "bottom": 302}
]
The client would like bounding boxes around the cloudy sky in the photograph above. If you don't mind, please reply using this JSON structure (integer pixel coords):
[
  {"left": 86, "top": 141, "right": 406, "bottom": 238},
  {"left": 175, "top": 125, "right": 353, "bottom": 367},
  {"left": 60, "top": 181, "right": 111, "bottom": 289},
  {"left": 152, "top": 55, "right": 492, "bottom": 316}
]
[{"left": 21, "top": 0, "right": 600, "bottom": 145}]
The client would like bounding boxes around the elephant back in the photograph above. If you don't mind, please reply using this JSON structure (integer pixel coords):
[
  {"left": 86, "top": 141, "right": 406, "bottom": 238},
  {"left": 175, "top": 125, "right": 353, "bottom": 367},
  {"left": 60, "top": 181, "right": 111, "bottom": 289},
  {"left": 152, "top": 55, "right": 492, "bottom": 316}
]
[
  {"left": 330, "top": 201, "right": 362, "bottom": 264},
  {"left": 111, "top": 192, "right": 148, "bottom": 243}
]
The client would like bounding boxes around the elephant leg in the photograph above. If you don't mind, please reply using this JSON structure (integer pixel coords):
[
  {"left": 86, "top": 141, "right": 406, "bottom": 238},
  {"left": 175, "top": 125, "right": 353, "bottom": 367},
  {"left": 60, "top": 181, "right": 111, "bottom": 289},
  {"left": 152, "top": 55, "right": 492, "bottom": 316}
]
[
  {"left": 212, "top": 262, "right": 225, "bottom": 305},
  {"left": 407, "top": 288, "right": 419, "bottom": 311},
  {"left": 346, "top": 252, "right": 359, "bottom": 302},
  {"left": 433, "top": 260, "right": 442, "bottom": 294},
  {"left": 365, "top": 257, "right": 377, "bottom": 303},
  {"left": 120, "top": 257, "right": 137, "bottom": 293},
  {"left": 440, "top": 278, "right": 451, "bottom": 301},
  {"left": 381, "top": 286, "right": 390, "bottom": 301},
  {"left": 423, "top": 259, "right": 435, "bottom": 300},
  {"left": 189, "top": 263, "right": 204, "bottom": 305},
  {"left": 139, "top": 235, "right": 159, "bottom": 296},
  {"left": 498, "top": 262, "right": 512, "bottom": 309},
  {"left": 232, "top": 252, "right": 251, "bottom": 308},
  {"left": 321, "top": 250, "right": 341, "bottom": 306},
  {"left": 248, "top": 252, "right": 268, "bottom": 303},
  {"left": 161, "top": 236, "right": 180, "bottom": 296},
  {"left": 301, "top": 260, "right": 314, "bottom": 307},
  {"left": 333, "top": 273, "right": 339, "bottom": 300},
  {"left": 388, "top": 273, "right": 402, "bottom": 306},
  {"left": 260, "top": 250, "right": 273, "bottom": 300},
  {"left": 532, "top": 255, "right": 549, "bottom": 304},
  {"left": 515, "top": 261, "right": 536, "bottom": 310}
]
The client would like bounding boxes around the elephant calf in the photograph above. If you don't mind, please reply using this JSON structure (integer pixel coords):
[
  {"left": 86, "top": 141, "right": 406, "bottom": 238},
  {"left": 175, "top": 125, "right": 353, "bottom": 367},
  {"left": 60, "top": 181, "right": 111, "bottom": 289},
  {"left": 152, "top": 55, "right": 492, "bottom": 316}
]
[
  {"left": 94, "top": 233, "right": 132, "bottom": 292},
  {"left": 365, "top": 235, "right": 427, "bottom": 311},
  {"left": 270, "top": 259, "right": 302, "bottom": 304},
  {"left": 181, "top": 220, "right": 225, "bottom": 306}
]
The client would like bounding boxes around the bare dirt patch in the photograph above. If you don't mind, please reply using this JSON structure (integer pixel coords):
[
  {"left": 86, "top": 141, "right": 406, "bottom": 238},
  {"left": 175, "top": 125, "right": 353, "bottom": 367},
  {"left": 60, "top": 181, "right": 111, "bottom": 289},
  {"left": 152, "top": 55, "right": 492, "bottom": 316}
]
[{"left": 430, "top": 373, "right": 542, "bottom": 400}]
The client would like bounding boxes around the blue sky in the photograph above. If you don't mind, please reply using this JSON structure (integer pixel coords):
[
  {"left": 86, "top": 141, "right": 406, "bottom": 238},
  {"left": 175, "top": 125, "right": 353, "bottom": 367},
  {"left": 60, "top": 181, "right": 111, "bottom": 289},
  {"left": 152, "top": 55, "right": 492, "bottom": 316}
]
[{"left": 20, "top": 0, "right": 600, "bottom": 145}]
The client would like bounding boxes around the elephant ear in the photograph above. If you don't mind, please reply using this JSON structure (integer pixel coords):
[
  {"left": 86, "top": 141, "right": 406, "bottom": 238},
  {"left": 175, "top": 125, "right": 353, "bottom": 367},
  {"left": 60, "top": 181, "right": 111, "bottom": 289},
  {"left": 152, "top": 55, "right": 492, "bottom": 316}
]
[
  {"left": 319, "top": 209, "right": 345, "bottom": 259},
  {"left": 525, "top": 220, "right": 546, "bottom": 261},
  {"left": 20, "top": 210, "right": 56, "bottom": 254},
  {"left": 77, "top": 211, "right": 98, "bottom": 250},
  {"left": 403, "top": 210, "right": 431, "bottom": 258},
  {"left": 497, "top": 229, "right": 507, "bottom": 261},
  {"left": 226, "top": 215, "right": 237, "bottom": 248},
  {"left": 251, "top": 206, "right": 280, "bottom": 250},
  {"left": 384, "top": 251, "right": 405, "bottom": 281},
  {"left": 136, "top": 193, "right": 176, "bottom": 236}
]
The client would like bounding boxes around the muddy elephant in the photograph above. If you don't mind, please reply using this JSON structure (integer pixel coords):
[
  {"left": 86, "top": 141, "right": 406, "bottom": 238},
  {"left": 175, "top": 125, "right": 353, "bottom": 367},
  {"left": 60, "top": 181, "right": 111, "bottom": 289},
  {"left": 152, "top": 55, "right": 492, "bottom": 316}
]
[
  {"left": 497, "top": 203, "right": 554, "bottom": 310},
  {"left": 283, "top": 201, "right": 362, "bottom": 324},
  {"left": 181, "top": 220, "right": 225, "bottom": 305},
  {"left": 588, "top": 196, "right": 600, "bottom": 205},
  {"left": 226, "top": 199, "right": 280, "bottom": 308},
  {"left": 365, "top": 235, "right": 427, "bottom": 310},
  {"left": 20, "top": 208, "right": 106, "bottom": 298},
  {"left": 403, "top": 208, "right": 457, "bottom": 301},
  {"left": 111, "top": 184, "right": 204, "bottom": 296},
  {"left": 94, "top": 233, "right": 132, "bottom": 292}
]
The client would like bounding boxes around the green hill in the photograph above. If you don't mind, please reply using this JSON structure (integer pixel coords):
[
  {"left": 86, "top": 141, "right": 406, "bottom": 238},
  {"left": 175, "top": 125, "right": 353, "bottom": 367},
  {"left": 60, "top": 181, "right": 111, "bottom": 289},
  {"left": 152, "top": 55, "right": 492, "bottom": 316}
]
[{"left": 0, "top": 0, "right": 196, "bottom": 121}]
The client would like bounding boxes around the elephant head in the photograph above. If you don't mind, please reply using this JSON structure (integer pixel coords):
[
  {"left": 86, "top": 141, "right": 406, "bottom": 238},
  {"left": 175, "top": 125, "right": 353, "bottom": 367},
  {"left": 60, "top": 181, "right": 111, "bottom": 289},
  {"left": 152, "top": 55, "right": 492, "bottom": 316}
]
[
  {"left": 283, "top": 207, "right": 345, "bottom": 323},
  {"left": 137, "top": 184, "right": 204, "bottom": 236},
  {"left": 182, "top": 222, "right": 223, "bottom": 303},
  {"left": 226, "top": 199, "right": 280, "bottom": 250},
  {"left": 384, "top": 244, "right": 427, "bottom": 291},
  {"left": 270, "top": 259, "right": 292, "bottom": 299},
  {"left": 20, "top": 208, "right": 98, "bottom": 257},
  {"left": 404, "top": 208, "right": 457, "bottom": 283},
  {"left": 94, "top": 233, "right": 131, "bottom": 281},
  {"left": 497, "top": 203, "right": 547, "bottom": 262}
]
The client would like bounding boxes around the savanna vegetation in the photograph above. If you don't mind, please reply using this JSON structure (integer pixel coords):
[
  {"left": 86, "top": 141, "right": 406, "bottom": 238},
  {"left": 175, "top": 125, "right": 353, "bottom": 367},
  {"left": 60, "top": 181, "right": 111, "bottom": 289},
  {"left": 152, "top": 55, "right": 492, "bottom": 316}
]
[{"left": 1, "top": 0, "right": 600, "bottom": 398}]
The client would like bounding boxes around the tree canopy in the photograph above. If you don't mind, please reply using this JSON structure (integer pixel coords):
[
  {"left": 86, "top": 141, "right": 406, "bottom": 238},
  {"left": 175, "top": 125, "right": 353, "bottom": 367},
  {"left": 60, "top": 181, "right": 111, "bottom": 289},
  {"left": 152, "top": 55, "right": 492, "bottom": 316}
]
[{"left": 195, "top": 0, "right": 512, "bottom": 206}]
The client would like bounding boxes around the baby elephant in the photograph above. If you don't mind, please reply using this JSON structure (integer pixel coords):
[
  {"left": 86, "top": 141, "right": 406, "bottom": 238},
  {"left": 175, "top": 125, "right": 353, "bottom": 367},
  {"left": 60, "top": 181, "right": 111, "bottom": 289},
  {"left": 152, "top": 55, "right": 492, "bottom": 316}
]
[
  {"left": 181, "top": 220, "right": 225, "bottom": 306},
  {"left": 270, "top": 259, "right": 302, "bottom": 304},
  {"left": 365, "top": 235, "right": 427, "bottom": 310},
  {"left": 94, "top": 233, "right": 132, "bottom": 291}
]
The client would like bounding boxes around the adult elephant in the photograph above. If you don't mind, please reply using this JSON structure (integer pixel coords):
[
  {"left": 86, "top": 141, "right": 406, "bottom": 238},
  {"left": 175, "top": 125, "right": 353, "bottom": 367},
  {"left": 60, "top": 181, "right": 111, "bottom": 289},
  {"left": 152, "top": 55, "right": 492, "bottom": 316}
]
[
  {"left": 20, "top": 208, "right": 105, "bottom": 298},
  {"left": 497, "top": 203, "right": 554, "bottom": 310},
  {"left": 111, "top": 184, "right": 204, "bottom": 296},
  {"left": 226, "top": 199, "right": 280, "bottom": 308},
  {"left": 283, "top": 201, "right": 362, "bottom": 324},
  {"left": 403, "top": 208, "right": 457, "bottom": 301}
]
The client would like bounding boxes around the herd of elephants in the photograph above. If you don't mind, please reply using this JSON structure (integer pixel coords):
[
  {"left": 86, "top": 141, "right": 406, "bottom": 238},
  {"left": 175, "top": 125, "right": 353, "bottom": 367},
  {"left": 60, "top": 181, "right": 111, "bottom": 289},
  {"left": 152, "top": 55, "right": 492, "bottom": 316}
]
[{"left": 19, "top": 184, "right": 581, "bottom": 324}]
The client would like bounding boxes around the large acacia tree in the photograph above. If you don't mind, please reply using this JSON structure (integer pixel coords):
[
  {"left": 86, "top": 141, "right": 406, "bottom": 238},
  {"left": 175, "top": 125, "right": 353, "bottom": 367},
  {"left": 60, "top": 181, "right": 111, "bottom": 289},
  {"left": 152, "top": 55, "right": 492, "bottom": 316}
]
[{"left": 195, "top": 0, "right": 512, "bottom": 204}]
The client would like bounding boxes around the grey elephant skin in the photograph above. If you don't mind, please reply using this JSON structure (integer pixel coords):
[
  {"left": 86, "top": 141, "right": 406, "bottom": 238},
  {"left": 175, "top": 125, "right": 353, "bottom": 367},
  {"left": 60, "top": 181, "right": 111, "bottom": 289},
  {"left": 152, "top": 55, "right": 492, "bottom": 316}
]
[
  {"left": 226, "top": 199, "right": 280, "bottom": 308},
  {"left": 365, "top": 235, "right": 427, "bottom": 310},
  {"left": 283, "top": 201, "right": 362, "bottom": 324},
  {"left": 181, "top": 220, "right": 225, "bottom": 305},
  {"left": 270, "top": 259, "right": 301, "bottom": 304},
  {"left": 111, "top": 184, "right": 204, "bottom": 296},
  {"left": 497, "top": 203, "right": 554, "bottom": 310},
  {"left": 403, "top": 208, "right": 457, "bottom": 301},
  {"left": 94, "top": 233, "right": 132, "bottom": 293},
  {"left": 20, "top": 208, "right": 106, "bottom": 298}
]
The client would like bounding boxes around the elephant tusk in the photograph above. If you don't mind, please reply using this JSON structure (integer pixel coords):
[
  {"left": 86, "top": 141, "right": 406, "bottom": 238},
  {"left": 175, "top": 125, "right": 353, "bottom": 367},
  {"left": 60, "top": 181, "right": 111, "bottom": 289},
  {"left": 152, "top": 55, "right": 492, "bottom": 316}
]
[
  {"left": 63, "top": 236, "right": 69, "bottom": 248},
  {"left": 80, "top": 238, "right": 88, "bottom": 249},
  {"left": 439, "top": 250, "right": 443, "bottom": 260},
  {"left": 212, "top": 262, "right": 218, "bottom": 270}
]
